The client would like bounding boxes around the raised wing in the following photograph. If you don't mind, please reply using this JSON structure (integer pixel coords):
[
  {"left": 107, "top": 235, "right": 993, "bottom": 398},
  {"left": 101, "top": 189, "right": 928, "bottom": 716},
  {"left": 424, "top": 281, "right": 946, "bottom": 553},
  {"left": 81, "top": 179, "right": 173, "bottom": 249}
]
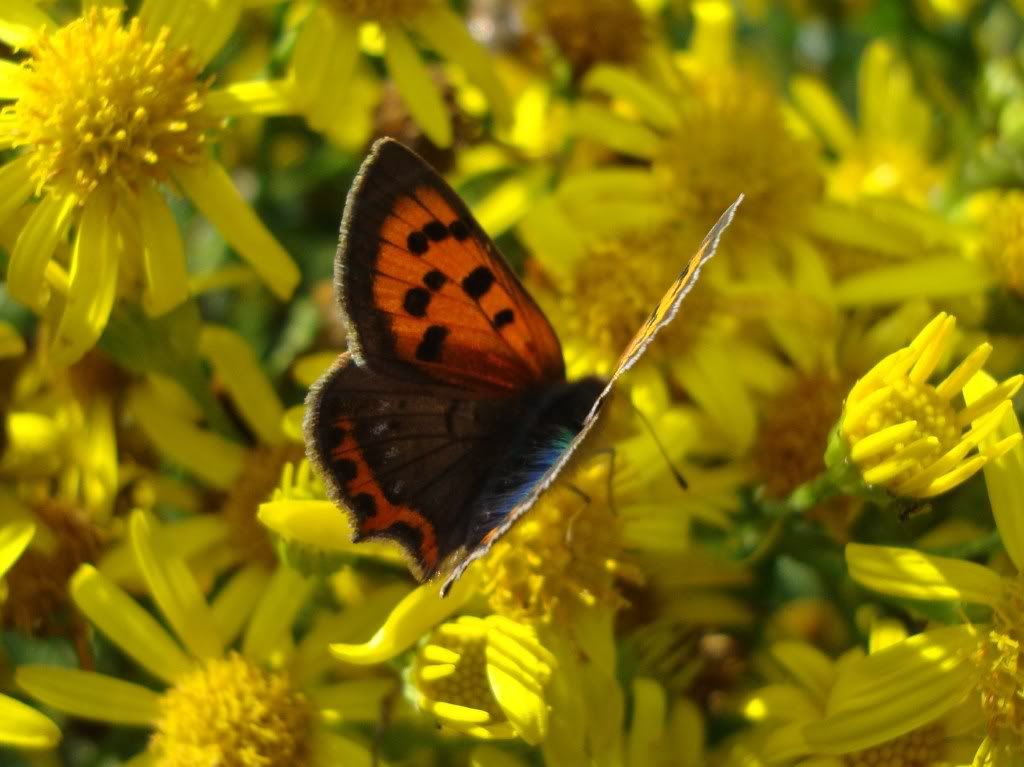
[
  {"left": 337, "top": 138, "right": 565, "bottom": 394},
  {"left": 441, "top": 195, "right": 743, "bottom": 594}
]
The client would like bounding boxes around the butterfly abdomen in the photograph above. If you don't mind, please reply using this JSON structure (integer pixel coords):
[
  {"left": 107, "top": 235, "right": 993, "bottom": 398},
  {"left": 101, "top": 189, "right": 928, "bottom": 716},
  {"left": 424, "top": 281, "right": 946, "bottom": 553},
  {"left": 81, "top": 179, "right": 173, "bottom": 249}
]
[{"left": 469, "top": 376, "right": 606, "bottom": 541}]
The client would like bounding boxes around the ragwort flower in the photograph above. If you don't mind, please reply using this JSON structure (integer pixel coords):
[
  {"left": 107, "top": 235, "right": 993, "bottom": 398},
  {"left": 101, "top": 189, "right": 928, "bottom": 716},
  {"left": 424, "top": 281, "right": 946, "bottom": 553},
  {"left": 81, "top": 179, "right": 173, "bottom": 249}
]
[
  {"left": 286, "top": 0, "right": 510, "bottom": 148},
  {"left": 832, "top": 312, "right": 1022, "bottom": 500},
  {"left": 839, "top": 370, "right": 1024, "bottom": 766},
  {"left": 0, "top": 2, "right": 299, "bottom": 366},
  {"left": 17, "top": 511, "right": 393, "bottom": 766}
]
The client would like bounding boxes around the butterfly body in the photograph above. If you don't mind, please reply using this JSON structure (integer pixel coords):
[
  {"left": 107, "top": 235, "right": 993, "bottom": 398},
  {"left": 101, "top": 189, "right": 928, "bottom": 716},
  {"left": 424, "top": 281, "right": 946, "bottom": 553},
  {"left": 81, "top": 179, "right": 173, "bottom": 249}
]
[{"left": 305, "top": 138, "right": 741, "bottom": 594}]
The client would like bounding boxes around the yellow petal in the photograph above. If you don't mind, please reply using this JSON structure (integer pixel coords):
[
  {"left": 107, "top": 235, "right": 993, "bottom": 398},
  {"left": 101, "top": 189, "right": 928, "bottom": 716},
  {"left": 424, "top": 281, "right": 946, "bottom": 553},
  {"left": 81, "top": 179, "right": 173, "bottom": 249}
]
[
  {"left": 128, "top": 383, "right": 245, "bottom": 489},
  {"left": 16, "top": 666, "right": 161, "bottom": 726},
  {"left": 835, "top": 257, "right": 991, "bottom": 306},
  {"left": 582, "top": 65, "right": 678, "bottom": 132},
  {"left": 71, "top": 565, "right": 193, "bottom": 686},
  {"left": 310, "top": 730, "right": 374, "bottom": 767},
  {"left": 138, "top": 183, "right": 189, "bottom": 316},
  {"left": 964, "top": 371, "right": 1024, "bottom": 572},
  {"left": 846, "top": 542, "right": 1003, "bottom": 606},
  {"left": 690, "top": 0, "right": 735, "bottom": 69},
  {"left": 206, "top": 80, "right": 295, "bottom": 117},
  {"left": 382, "top": 22, "right": 452, "bottom": 148},
  {"left": 0, "top": 1, "right": 53, "bottom": 49},
  {"left": 572, "top": 102, "right": 661, "bottom": 159},
  {"left": 627, "top": 678, "right": 666, "bottom": 765},
  {"left": 330, "top": 572, "right": 478, "bottom": 665},
  {"left": 7, "top": 192, "right": 78, "bottom": 311},
  {"left": 0, "top": 519, "right": 34, "bottom": 579},
  {"left": 98, "top": 514, "right": 230, "bottom": 586},
  {"left": 257, "top": 500, "right": 405, "bottom": 565},
  {"left": 242, "top": 565, "right": 313, "bottom": 663},
  {"left": 293, "top": 352, "right": 338, "bottom": 388},
  {"left": 0, "top": 693, "right": 60, "bottom": 750},
  {"left": 130, "top": 511, "right": 223, "bottom": 660},
  {"left": 412, "top": 7, "right": 511, "bottom": 128},
  {"left": 308, "top": 678, "right": 397, "bottom": 723},
  {"left": 486, "top": 618, "right": 553, "bottom": 744},
  {"left": 198, "top": 325, "right": 285, "bottom": 445},
  {"left": 0, "top": 155, "right": 36, "bottom": 230},
  {"left": 288, "top": 6, "right": 356, "bottom": 111},
  {"left": 789, "top": 75, "right": 855, "bottom": 152},
  {"left": 771, "top": 641, "right": 836, "bottom": 704},
  {"left": 51, "top": 193, "right": 119, "bottom": 367},
  {"left": 138, "top": 0, "right": 239, "bottom": 67},
  {"left": 211, "top": 564, "right": 270, "bottom": 647},
  {"left": 174, "top": 159, "right": 299, "bottom": 300}
]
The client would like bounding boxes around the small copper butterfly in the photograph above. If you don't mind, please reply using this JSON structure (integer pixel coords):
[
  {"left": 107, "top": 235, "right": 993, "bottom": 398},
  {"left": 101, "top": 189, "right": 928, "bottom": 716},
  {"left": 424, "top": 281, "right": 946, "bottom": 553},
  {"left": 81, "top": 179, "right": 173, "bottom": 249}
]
[{"left": 304, "top": 138, "right": 742, "bottom": 595}]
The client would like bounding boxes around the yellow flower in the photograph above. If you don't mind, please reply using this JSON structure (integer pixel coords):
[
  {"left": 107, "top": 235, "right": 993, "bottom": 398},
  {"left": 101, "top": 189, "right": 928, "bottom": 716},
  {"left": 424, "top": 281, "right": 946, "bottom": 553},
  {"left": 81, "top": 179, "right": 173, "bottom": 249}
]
[
  {"left": 526, "top": 0, "right": 650, "bottom": 74},
  {"left": 17, "top": 510, "right": 393, "bottom": 766},
  {"left": 791, "top": 40, "right": 946, "bottom": 206},
  {"left": 840, "top": 370, "right": 1024, "bottom": 766},
  {"left": 0, "top": 3, "right": 299, "bottom": 366},
  {"left": 834, "top": 312, "right": 1022, "bottom": 499},
  {"left": 0, "top": 518, "right": 61, "bottom": 752},
  {"left": 412, "top": 615, "right": 554, "bottom": 743},
  {"left": 977, "top": 190, "right": 1024, "bottom": 297},
  {"left": 286, "top": 0, "right": 510, "bottom": 149},
  {"left": 744, "top": 626, "right": 980, "bottom": 766}
]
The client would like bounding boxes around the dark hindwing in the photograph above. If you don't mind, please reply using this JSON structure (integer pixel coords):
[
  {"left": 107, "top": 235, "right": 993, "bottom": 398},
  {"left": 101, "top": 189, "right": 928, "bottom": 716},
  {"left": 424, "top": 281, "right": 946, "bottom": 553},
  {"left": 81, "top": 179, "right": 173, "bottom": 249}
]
[
  {"left": 337, "top": 138, "right": 565, "bottom": 394},
  {"left": 304, "top": 355, "right": 522, "bottom": 579}
]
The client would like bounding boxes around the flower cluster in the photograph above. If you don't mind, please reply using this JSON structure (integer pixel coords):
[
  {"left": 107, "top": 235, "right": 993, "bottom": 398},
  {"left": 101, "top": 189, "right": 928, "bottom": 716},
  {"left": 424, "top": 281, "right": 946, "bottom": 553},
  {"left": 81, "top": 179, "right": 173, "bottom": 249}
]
[{"left": 3, "top": 1, "right": 1024, "bottom": 766}]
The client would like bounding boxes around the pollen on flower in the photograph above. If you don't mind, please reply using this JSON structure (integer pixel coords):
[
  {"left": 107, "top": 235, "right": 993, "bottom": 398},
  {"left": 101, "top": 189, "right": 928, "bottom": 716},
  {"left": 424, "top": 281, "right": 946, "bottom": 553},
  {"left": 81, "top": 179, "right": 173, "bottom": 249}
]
[
  {"left": 152, "top": 652, "right": 312, "bottom": 767},
  {"left": 1, "top": 500, "right": 103, "bottom": 635},
  {"left": 752, "top": 372, "right": 847, "bottom": 498},
  {"left": 414, "top": 617, "right": 506, "bottom": 724},
  {"left": 5, "top": 8, "right": 215, "bottom": 200},
  {"left": 530, "top": 0, "right": 649, "bottom": 73},
  {"left": 562, "top": 229, "right": 715, "bottom": 371},
  {"left": 479, "top": 462, "right": 640, "bottom": 623},
  {"left": 842, "top": 723, "right": 946, "bottom": 767},
  {"left": 975, "top": 575, "right": 1024, "bottom": 761},
  {"left": 656, "top": 71, "right": 822, "bottom": 260},
  {"left": 324, "top": 0, "right": 434, "bottom": 20},
  {"left": 980, "top": 191, "right": 1024, "bottom": 297}
]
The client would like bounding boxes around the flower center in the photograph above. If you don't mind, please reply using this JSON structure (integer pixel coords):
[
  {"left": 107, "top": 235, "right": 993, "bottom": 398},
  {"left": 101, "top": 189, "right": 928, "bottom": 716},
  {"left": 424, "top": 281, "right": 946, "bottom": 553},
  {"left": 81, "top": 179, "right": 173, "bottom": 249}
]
[
  {"left": 480, "top": 461, "right": 634, "bottom": 622},
  {"left": 981, "top": 192, "right": 1024, "bottom": 298},
  {"left": 655, "top": 71, "right": 821, "bottom": 261},
  {"left": 842, "top": 377, "right": 960, "bottom": 487},
  {"left": 977, "top": 576, "right": 1024, "bottom": 758},
  {"left": 561, "top": 229, "right": 715, "bottom": 372},
  {"left": 323, "top": 0, "right": 434, "bottom": 20},
  {"left": 414, "top": 617, "right": 505, "bottom": 722},
  {"left": 4, "top": 8, "right": 213, "bottom": 200},
  {"left": 152, "top": 653, "right": 312, "bottom": 767},
  {"left": 224, "top": 446, "right": 305, "bottom": 567},
  {"left": 841, "top": 723, "right": 946, "bottom": 767},
  {"left": 1, "top": 500, "right": 103, "bottom": 635},
  {"left": 753, "top": 372, "right": 847, "bottom": 498},
  {"left": 530, "top": 0, "right": 648, "bottom": 73}
]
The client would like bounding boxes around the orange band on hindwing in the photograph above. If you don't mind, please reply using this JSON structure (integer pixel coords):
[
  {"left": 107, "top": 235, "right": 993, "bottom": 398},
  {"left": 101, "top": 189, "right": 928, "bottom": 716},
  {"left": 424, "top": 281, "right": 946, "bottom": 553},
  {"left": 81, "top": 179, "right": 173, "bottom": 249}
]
[{"left": 329, "top": 416, "right": 439, "bottom": 572}]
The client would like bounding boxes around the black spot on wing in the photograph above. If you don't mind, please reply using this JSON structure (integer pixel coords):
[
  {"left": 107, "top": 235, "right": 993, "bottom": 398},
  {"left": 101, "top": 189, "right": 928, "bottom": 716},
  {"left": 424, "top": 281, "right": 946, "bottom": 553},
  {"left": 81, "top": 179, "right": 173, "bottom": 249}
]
[
  {"left": 416, "top": 325, "right": 449, "bottom": 362},
  {"left": 423, "top": 270, "right": 447, "bottom": 291},
  {"left": 462, "top": 266, "right": 495, "bottom": 299},
  {"left": 424, "top": 220, "right": 449, "bottom": 241},
  {"left": 403, "top": 287, "right": 431, "bottom": 317},
  {"left": 353, "top": 493, "right": 377, "bottom": 516},
  {"left": 449, "top": 219, "right": 470, "bottom": 241},
  {"left": 493, "top": 308, "right": 514, "bottom": 328},
  {"left": 334, "top": 459, "right": 358, "bottom": 483},
  {"left": 407, "top": 231, "right": 429, "bottom": 255}
]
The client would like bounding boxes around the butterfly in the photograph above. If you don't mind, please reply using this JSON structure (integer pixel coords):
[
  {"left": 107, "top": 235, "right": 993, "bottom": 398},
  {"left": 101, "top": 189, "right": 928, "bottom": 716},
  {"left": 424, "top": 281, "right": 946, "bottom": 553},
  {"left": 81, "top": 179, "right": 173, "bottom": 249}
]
[{"left": 304, "top": 138, "right": 742, "bottom": 596}]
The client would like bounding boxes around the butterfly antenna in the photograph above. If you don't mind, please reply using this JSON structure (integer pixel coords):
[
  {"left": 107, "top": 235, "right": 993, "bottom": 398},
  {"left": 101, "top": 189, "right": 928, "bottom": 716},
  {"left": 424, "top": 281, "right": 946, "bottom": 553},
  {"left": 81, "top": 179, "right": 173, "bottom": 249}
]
[{"left": 631, "top": 403, "right": 689, "bottom": 491}]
